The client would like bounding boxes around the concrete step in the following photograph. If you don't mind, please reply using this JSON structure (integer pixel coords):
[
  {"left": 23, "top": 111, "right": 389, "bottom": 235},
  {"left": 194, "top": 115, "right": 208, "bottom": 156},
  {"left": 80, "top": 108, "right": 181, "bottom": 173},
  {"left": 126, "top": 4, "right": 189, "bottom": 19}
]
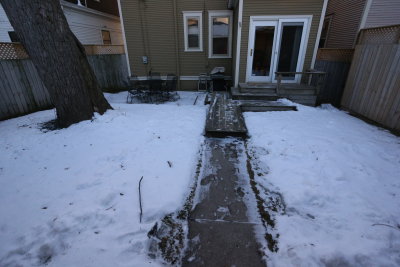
[
  {"left": 231, "top": 87, "right": 317, "bottom": 106},
  {"left": 241, "top": 88, "right": 277, "bottom": 94},
  {"left": 238, "top": 100, "right": 297, "bottom": 112},
  {"left": 239, "top": 83, "right": 277, "bottom": 94},
  {"left": 239, "top": 82, "right": 277, "bottom": 89},
  {"left": 231, "top": 87, "right": 279, "bottom": 101},
  {"left": 285, "top": 95, "right": 317, "bottom": 106},
  {"left": 278, "top": 88, "right": 316, "bottom": 95},
  {"left": 239, "top": 83, "right": 316, "bottom": 95}
]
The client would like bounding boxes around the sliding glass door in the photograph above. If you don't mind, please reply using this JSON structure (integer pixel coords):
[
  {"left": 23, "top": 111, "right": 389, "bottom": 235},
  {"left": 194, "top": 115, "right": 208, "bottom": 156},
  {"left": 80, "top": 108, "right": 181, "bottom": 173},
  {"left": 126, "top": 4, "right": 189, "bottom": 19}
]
[
  {"left": 246, "top": 17, "right": 310, "bottom": 83},
  {"left": 247, "top": 21, "right": 278, "bottom": 83}
]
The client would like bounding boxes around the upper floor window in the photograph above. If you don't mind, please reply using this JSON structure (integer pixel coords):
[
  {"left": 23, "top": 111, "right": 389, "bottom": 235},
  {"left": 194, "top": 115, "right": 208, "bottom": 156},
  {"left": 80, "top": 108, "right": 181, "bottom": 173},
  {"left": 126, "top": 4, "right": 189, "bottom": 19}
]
[
  {"left": 209, "top": 11, "right": 232, "bottom": 58},
  {"left": 102, "top": 30, "right": 112, "bottom": 45},
  {"left": 183, "top": 11, "right": 203, "bottom": 52}
]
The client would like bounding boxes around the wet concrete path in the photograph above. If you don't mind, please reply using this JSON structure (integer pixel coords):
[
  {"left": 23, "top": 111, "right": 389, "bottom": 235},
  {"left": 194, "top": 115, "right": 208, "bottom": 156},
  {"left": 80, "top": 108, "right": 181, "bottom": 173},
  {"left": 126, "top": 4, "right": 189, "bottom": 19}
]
[{"left": 183, "top": 138, "right": 265, "bottom": 267}]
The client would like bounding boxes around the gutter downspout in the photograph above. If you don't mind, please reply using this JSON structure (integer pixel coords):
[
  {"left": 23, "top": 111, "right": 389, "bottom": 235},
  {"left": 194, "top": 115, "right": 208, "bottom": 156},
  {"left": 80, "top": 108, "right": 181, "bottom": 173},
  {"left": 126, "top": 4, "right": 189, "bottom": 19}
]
[
  {"left": 234, "top": 0, "right": 243, "bottom": 87},
  {"left": 139, "top": 0, "right": 151, "bottom": 74},
  {"left": 172, "top": 0, "right": 181, "bottom": 90},
  {"left": 356, "top": 0, "right": 373, "bottom": 48},
  {"left": 310, "top": 0, "right": 328, "bottom": 69},
  {"left": 117, "top": 0, "right": 131, "bottom": 76},
  {"left": 359, "top": 0, "right": 373, "bottom": 30}
]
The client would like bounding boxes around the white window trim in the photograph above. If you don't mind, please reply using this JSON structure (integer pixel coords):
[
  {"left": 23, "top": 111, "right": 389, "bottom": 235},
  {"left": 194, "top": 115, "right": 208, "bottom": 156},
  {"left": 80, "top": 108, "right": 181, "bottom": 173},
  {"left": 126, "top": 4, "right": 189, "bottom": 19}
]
[
  {"left": 208, "top": 10, "right": 233, "bottom": 59},
  {"left": 183, "top": 11, "right": 203, "bottom": 52}
]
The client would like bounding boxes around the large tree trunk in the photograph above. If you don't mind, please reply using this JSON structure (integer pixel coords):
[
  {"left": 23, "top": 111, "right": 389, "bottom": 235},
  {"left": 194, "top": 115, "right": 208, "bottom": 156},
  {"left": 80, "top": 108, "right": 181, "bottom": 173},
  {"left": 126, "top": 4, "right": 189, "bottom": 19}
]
[{"left": 1, "top": 0, "right": 112, "bottom": 127}]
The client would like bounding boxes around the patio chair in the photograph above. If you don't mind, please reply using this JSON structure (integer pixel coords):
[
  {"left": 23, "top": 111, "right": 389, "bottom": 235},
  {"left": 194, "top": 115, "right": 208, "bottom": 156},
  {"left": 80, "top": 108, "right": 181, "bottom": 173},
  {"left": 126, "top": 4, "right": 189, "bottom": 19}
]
[
  {"left": 163, "top": 73, "right": 179, "bottom": 101},
  {"left": 198, "top": 73, "right": 209, "bottom": 92},
  {"left": 164, "top": 73, "right": 177, "bottom": 92},
  {"left": 148, "top": 72, "right": 162, "bottom": 91},
  {"left": 126, "top": 75, "right": 147, "bottom": 103},
  {"left": 147, "top": 72, "right": 163, "bottom": 103}
]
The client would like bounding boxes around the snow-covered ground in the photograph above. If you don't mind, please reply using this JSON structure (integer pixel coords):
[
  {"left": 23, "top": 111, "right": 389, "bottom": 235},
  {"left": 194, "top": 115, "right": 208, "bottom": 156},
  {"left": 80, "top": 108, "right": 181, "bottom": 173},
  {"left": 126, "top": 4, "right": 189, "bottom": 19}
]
[
  {"left": 245, "top": 101, "right": 400, "bottom": 267},
  {"left": 0, "top": 92, "right": 207, "bottom": 267}
]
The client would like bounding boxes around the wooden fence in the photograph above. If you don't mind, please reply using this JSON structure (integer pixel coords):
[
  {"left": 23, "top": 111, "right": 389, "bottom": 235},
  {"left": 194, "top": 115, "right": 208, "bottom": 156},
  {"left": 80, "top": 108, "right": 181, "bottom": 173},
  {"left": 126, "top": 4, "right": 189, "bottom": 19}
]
[
  {"left": 0, "top": 44, "right": 129, "bottom": 121},
  {"left": 0, "top": 59, "right": 52, "bottom": 120},
  {"left": 315, "top": 48, "right": 354, "bottom": 106},
  {"left": 88, "top": 54, "right": 129, "bottom": 91},
  {"left": 0, "top": 43, "right": 125, "bottom": 59},
  {"left": 84, "top": 45, "right": 126, "bottom": 55},
  {"left": 341, "top": 25, "right": 400, "bottom": 132}
]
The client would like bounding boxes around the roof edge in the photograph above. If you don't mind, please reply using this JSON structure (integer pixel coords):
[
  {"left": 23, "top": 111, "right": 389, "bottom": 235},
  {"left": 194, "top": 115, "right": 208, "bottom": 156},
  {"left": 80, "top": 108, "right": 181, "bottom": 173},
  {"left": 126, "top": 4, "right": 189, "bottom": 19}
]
[{"left": 61, "top": 0, "right": 120, "bottom": 21}]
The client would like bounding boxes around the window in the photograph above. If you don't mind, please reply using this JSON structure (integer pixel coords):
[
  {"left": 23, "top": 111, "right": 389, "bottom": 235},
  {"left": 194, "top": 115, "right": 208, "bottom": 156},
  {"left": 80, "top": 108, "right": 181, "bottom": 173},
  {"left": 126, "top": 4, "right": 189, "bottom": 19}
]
[
  {"left": 209, "top": 11, "right": 232, "bottom": 58},
  {"left": 183, "top": 11, "right": 203, "bottom": 52},
  {"left": 8, "top": 31, "right": 20, "bottom": 43},
  {"left": 102, "top": 30, "right": 112, "bottom": 45}
]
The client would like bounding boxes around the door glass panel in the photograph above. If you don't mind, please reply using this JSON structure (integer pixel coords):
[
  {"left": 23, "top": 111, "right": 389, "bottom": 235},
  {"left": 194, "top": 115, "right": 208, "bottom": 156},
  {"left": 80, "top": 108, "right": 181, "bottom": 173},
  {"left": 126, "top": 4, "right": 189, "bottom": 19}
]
[
  {"left": 251, "top": 26, "right": 275, "bottom": 77},
  {"left": 277, "top": 22, "right": 304, "bottom": 80}
]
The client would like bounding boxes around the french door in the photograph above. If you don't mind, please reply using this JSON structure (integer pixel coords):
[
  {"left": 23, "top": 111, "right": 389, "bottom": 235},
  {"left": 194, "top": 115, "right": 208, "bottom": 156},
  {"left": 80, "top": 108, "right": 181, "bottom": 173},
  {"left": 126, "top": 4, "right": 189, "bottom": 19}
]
[{"left": 246, "top": 17, "right": 310, "bottom": 83}]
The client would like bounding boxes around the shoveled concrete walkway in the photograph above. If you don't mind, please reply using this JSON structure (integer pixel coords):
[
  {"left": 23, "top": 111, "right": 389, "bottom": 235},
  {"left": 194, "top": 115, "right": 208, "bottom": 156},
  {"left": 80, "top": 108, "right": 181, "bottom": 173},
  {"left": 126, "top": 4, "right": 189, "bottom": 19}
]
[{"left": 183, "top": 138, "right": 265, "bottom": 267}]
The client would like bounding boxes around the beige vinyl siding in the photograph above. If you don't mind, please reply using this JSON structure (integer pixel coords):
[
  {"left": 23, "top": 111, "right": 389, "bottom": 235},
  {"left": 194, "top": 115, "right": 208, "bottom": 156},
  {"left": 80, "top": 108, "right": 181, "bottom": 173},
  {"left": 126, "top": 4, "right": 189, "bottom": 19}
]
[
  {"left": 119, "top": 0, "right": 176, "bottom": 77},
  {"left": 323, "top": 0, "right": 366, "bottom": 49},
  {"left": 119, "top": 1, "right": 141, "bottom": 75},
  {"left": 239, "top": 0, "right": 325, "bottom": 83},
  {"left": 120, "top": 0, "right": 324, "bottom": 88},
  {"left": 120, "top": 0, "right": 232, "bottom": 89},
  {"left": 364, "top": 0, "right": 400, "bottom": 28}
]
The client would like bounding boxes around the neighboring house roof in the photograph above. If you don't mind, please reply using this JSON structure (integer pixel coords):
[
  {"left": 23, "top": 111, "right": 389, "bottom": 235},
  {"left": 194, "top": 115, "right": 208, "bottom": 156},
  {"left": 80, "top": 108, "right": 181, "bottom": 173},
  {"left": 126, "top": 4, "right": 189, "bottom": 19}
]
[
  {"left": 64, "top": 0, "right": 119, "bottom": 17},
  {"left": 61, "top": 0, "right": 120, "bottom": 21}
]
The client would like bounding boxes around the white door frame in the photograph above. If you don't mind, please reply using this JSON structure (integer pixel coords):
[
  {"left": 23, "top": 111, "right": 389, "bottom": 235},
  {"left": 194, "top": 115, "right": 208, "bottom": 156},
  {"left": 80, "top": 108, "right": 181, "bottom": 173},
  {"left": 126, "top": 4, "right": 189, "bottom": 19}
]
[
  {"left": 246, "top": 20, "right": 278, "bottom": 83},
  {"left": 245, "top": 15, "right": 312, "bottom": 84}
]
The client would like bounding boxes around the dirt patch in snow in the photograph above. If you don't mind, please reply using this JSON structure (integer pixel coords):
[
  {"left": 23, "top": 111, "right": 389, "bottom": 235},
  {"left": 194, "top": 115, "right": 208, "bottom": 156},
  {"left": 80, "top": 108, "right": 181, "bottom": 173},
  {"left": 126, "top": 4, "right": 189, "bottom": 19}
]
[
  {"left": 147, "top": 143, "right": 204, "bottom": 265},
  {"left": 245, "top": 142, "right": 285, "bottom": 252}
]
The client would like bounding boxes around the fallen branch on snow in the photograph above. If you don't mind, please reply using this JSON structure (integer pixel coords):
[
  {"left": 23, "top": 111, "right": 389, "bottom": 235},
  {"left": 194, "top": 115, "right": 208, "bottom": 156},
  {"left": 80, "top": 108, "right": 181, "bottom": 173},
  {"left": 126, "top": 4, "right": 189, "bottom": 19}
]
[
  {"left": 139, "top": 176, "right": 144, "bottom": 223},
  {"left": 371, "top": 223, "right": 400, "bottom": 231}
]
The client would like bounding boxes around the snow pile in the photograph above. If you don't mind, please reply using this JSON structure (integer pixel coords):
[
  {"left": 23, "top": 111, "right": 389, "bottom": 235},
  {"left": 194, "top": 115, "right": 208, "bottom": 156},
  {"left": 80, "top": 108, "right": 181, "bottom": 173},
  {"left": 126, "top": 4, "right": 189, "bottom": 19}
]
[
  {"left": 245, "top": 102, "right": 400, "bottom": 266},
  {"left": 0, "top": 92, "right": 206, "bottom": 266}
]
